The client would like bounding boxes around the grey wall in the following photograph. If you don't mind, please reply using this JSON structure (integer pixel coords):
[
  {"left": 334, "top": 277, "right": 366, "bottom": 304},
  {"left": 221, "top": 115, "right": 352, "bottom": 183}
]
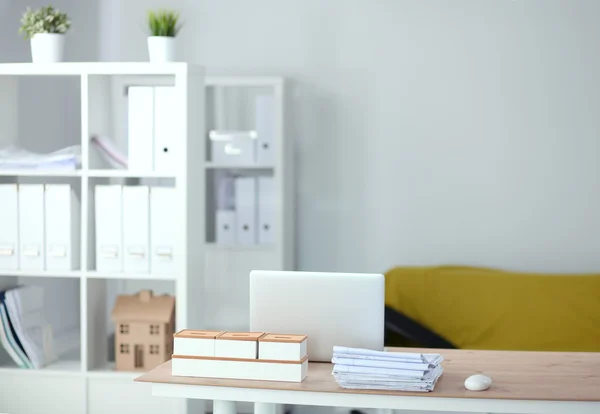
[
  {"left": 1, "top": 0, "right": 92, "bottom": 154},
  {"left": 0, "top": 0, "right": 22, "bottom": 62},
  {"left": 0, "top": 0, "right": 99, "bottom": 62},
  {"left": 5, "top": 0, "right": 600, "bottom": 274}
]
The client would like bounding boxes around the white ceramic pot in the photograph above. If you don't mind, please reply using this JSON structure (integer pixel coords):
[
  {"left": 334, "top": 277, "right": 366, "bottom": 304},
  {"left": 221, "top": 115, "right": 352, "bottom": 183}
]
[
  {"left": 147, "top": 36, "right": 176, "bottom": 62},
  {"left": 30, "top": 33, "right": 65, "bottom": 63}
]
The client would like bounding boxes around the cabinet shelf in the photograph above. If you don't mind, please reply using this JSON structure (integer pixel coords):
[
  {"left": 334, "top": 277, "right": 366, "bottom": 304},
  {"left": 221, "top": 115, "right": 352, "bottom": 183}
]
[
  {"left": 0, "top": 169, "right": 82, "bottom": 177},
  {"left": 85, "top": 271, "right": 176, "bottom": 281},
  {"left": 0, "top": 270, "right": 83, "bottom": 278},
  {"left": 205, "top": 163, "right": 274, "bottom": 170},
  {"left": 86, "top": 169, "right": 176, "bottom": 178},
  {"left": 0, "top": 270, "right": 177, "bottom": 280},
  {"left": 0, "top": 62, "right": 201, "bottom": 76},
  {"left": 0, "top": 359, "right": 81, "bottom": 377},
  {"left": 0, "top": 169, "right": 177, "bottom": 178},
  {"left": 205, "top": 243, "right": 276, "bottom": 252}
]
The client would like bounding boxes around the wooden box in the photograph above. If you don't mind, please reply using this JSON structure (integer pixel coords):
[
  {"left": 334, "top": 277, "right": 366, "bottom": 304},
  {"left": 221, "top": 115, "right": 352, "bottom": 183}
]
[
  {"left": 171, "top": 331, "right": 309, "bottom": 382},
  {"left": 214, "top": 332, "right": 264, "bottom": 359},
  {"left": 173, "top": 330, "right": 224, "bottom": 357},
  {"left": 258, "top": 334, "right": 307, "bottom": 361},
  {"left": 172, "top": 355, "right": 308, "bottom": 382}
]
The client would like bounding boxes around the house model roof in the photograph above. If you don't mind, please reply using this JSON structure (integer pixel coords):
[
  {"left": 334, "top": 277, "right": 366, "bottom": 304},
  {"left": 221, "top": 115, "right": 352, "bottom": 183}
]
[{"left": 111, "top": 290, "right": 175, "bottom": 323}]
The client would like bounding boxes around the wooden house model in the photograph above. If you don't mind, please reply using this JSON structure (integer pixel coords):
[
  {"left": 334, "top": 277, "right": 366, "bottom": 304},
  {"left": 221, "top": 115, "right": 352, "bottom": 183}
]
[{"left": 111, "top": 289, "right": 175, "bottom": 371}]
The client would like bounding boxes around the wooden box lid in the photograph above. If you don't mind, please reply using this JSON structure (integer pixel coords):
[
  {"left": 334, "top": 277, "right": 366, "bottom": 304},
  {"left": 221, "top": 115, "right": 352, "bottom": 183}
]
[
  {"left": 217, "top": 332, "right": 265, "bottom": 341},
  {"left": 259, "top": 334, "right": 307, "bottom": 343},
  {"left": 174, "top": 330, "right": 224, "bottom": 339}
]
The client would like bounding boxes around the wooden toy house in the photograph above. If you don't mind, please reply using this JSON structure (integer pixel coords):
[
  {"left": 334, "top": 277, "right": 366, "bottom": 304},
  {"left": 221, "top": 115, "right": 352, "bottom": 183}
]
[{"left": 111, "top": 290, "right": 175, "bottom": 371}]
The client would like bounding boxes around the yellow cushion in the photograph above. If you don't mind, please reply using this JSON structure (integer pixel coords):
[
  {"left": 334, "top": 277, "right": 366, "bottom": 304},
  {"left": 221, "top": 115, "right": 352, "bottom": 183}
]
[{"left": 385, "top": 266, "right": 600, "bottom": 351}]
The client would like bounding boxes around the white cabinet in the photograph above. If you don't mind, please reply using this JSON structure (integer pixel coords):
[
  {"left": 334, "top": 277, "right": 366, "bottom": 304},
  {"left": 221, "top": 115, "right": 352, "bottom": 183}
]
[
  {"left": 0, "top": 63, "right": 205, "bottom": 414},
  {"left": 0, "top": 66, "right": 293, "bottom": 414},
  {"left": 0, "top": 374, "right": 84, "bottom": 414},
  {"left": 87, "top": 379, "right": 184, "bottom": 414}
]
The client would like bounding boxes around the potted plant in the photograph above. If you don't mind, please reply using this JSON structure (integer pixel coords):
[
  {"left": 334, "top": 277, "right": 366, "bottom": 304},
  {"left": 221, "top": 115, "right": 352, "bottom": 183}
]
[
  {"left": 147, "top": 9, "right": 181, "bottom": 62},
  {"left": 19, "top": 6, "right": 71, "bottom": 63}
]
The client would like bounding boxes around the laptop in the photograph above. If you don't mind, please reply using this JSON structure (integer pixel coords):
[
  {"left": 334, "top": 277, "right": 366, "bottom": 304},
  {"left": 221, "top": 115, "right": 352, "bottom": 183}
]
[{"left": 249, "top": 270, "right": 384, "bottom": 362}]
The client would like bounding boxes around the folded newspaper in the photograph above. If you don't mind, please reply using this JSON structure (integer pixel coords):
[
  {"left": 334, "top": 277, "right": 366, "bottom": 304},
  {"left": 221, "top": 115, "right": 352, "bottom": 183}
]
[{"left": 332, "top": 346, "right": 444, "bottom": 392}]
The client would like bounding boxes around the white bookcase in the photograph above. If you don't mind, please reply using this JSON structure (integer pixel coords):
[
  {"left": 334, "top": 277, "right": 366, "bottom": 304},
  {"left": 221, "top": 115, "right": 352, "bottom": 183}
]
[
  {"left": 0, "top": 63, "right": 204, "bottom": 414},
  {"left": 0, "top": 64, "right": 293, "bottom": 414},
  {"left": 202, "top": 76, "right": 293, "bottom": 333}
]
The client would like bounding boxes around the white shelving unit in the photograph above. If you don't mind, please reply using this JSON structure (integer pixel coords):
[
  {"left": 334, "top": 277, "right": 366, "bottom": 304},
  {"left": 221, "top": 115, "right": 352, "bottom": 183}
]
[
  {"left": 0, "top": 65, "right": 293, "bottom": 414},
  {"left": 201, "top": 76, "right": 293, "bottom": 334},
  {"left": 0, "top": 63, "right": 204, "bottom": 414},
  {"left": 105, "top": 74, "right": 293, "bottom": 334}
]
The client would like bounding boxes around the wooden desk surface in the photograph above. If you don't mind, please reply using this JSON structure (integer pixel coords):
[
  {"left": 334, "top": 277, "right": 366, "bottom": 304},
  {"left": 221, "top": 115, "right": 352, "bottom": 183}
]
[{"left": 135, "top": 348, "right": 600, "bottom": 402}]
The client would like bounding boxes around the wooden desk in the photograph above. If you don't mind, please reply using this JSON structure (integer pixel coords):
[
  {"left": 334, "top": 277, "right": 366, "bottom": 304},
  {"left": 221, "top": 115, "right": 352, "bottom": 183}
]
[{"left": 135, "top": 348, "right": 600, "bottom": 414}]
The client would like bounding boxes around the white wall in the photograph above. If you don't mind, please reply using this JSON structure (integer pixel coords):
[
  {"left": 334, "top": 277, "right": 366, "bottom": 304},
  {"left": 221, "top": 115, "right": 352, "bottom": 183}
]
[{"left": 6, "top": 0, "right": 600, "bottom": 274}]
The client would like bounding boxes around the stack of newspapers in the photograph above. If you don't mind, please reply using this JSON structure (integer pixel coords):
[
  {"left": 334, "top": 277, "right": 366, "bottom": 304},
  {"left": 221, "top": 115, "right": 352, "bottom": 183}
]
[{"left": 332, "top": 346, "right": 444, "bottom": 392}]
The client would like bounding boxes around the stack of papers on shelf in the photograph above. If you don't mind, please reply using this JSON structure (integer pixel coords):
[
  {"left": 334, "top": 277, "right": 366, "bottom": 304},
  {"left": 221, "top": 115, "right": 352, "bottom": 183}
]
[
  {"left": 0, "top": 145, "right": 81, "bottom": 170},
  {"left": 332, "top": 346, "right": 444, "bottom": 392},
  {"left": 0, "top": 285, "right": 80, "bottom": 369}
]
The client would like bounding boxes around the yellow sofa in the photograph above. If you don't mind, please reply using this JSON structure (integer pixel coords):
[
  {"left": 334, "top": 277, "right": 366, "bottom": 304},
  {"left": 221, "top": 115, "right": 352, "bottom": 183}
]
[{"left": 384, "top": 266, "right": 600, "bottom": 351}]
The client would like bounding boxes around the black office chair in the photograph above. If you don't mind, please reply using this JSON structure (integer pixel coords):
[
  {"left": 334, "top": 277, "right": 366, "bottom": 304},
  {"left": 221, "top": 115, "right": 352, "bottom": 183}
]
[{"left": 384, "top": 306, "right": 456, "bottom": 349}]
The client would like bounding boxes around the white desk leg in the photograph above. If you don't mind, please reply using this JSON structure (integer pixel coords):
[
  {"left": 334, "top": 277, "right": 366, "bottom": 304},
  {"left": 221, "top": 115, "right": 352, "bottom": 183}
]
[
  {"left": 214, "top": 400, "right": 236, "bottom": 414},
  {"left": 255, "top": 402, "right": 277, "bottom": 414}
]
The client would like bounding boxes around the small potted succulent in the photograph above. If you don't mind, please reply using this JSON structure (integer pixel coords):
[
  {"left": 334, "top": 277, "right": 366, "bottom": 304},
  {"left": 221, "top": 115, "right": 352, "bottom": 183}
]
[
  {"left": 19, "top": 6, "right": 71, "bottom": 63},
  {"left": 147, "top": 9, "right": 181, "bottom": 62}
]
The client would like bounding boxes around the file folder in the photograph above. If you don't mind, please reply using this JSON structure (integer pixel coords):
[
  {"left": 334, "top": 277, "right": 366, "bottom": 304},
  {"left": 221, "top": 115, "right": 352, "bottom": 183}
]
[
  {"left": 95, "top": 185, "right": 123, "bottom": 272},
  {"left": 45, "top": 184, "right": 80, "bottom": 271},
  {"left": 150, "top": 186, "right": 176, "bottom": 274},
  {"left": 216, "top": 210, "right": 236, "bottom": 245},
  {"left": 234, "top": 177, "right": 257, "bottom": 245},
  {"left": 255, "top": 95, "right": 276, "bottom": 166},
  {"left": 215, "top": 172, "right": 235, "bottom": 210},
  {"left": 18, "top": 184, "right": 45, "bottom": 270},
  {"left": 127, "top": 87, "right": 155, "bottom": 171},
  {"left": 154, "top": 86, "right": 178, "bottom": 173},
  {"left": 0, "top": 184, "right": 19, "bottom": 270},
  {"left": 123, "top": 186, "right": 150, "bottom": 273},
  {"left": 257, "top": 177, "right": 276, "bottom": 244}
]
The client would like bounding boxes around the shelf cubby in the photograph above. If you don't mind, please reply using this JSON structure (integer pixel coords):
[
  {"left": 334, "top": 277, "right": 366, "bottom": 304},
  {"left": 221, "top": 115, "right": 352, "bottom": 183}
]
[
  {"left": 0, "top": 276, "right": 81, "bottom": 373},
  {"left": 85, "top": 277, "right": 175, "bottom": 376}
]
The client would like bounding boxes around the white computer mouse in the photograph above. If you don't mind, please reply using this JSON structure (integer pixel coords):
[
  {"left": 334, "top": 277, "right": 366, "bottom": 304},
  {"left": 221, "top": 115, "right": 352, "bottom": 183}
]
[{"left": 464, "top": 374, "right": 492, "bottom": 391}]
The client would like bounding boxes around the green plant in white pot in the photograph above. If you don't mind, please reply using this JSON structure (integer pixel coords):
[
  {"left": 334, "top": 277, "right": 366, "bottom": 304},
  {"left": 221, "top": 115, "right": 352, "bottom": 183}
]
[
  {"left": 20, "top": 6, "right": 71, "bottom": 63},
  {"left": 147, "top": 9, "right": 181, "bottom": 62}
]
